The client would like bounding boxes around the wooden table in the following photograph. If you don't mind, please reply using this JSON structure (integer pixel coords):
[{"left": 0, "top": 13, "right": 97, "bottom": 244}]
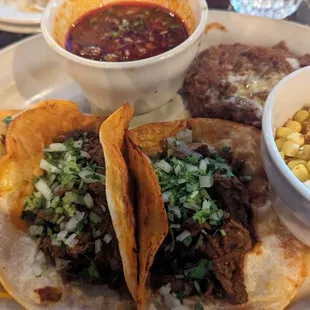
[{"left": 0, "top": 0, "right": 310, "bottom": 49}]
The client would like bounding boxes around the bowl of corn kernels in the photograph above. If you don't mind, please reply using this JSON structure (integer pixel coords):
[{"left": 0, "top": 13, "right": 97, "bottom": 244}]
[{"left": 262, "top": 66, "right": 310, "bottom": 246}]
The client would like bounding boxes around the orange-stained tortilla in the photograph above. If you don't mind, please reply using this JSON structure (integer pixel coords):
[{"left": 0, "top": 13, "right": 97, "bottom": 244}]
[
  {"left": 100, "top": 103, "right": 138, "bottom": 301},
  {"left": 126, "top": 133, "right": 168, "bottom": 309},
  {"left": 128, "top": 118, "right": 310, "bottom": 310},
  {"left": 0, "top": 101, "right": 138, "bottom": 310}
]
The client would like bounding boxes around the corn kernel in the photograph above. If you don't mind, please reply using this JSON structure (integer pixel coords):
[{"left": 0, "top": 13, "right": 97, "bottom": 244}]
[
  {"left": 282, "top": 141, "right": 299, "bottom": 157},
  {"left": 279, "top": 151, "right": 285, "bottom": 159},
  {"left": 287, "top": 132, "right": 305, "bottom": 146},
  {"left": 275, "top": 138, "right": 286, "bottom": 151},
  {"left": 285, "top": 120, "right": 302, "bottom": 132},
  {"left": 276, "top": 127, "right": 293, "bottom": 139},
  {"left": 288, "top": 159, "right": 307, "bottom": 169},
  {"left": 292, "top": 164, "right": 310, "bottom": 182},
  {"left": 301, "top": 120, "right": 310, "bottom": 134},
  {"left": 296, "top": 145, "right": 310, "bottom": 160},
  {"left": 293, "top": 110, "right": 310, "bottom": 123}
]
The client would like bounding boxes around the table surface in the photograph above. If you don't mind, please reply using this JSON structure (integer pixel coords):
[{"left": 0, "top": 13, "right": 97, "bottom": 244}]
[{"left": 0, "top": 0, "right": 310, "bottom": 50}]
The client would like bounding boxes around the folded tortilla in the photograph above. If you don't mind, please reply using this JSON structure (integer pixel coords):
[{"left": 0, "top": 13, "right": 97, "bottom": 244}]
[
  {"left": 0, "top": 101, "right": 137, "bottom": 309},
  {"left": 127, "top": 118, "right": 310, "bottom": 310}
]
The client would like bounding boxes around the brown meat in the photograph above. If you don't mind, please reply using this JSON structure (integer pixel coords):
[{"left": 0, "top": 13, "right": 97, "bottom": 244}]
[
  {"left": 183, "top": 41, "right": 305, "bottom": 127},
  {"left": 213, "top": 172, "right": 253, "bottom": 233},
  {"left": 34, "top": 286, "right": 62, "bottom": 302},
  {"left": 86, "top": 136, "right": 106, "bottom": 168},
  {"left": 202, "top": 219, "right": 252, "bottom": 304},
  {"left": 182, "top": 219, "right": 211, "bottom": 236}
]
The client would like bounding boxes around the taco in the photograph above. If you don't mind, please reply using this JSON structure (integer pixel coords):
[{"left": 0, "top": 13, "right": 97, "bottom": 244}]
[
  {"left": 0, "top": 101, "right": 137, "bottom": 309},
  {"left": 127, "top": 119, "right": 310, "bottom": 310}
]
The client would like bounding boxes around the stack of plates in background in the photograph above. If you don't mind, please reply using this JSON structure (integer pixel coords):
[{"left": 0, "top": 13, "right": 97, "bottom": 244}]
[{"left": 0, "top": 0, "right": 41, "bottom": 33}]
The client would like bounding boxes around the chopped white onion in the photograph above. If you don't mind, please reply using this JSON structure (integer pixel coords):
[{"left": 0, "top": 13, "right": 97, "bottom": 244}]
[
  {"left": 164, "top": 293, "right": 181, "bottom": 308},
  {"left": 194, "top": 280, "right": 201, "bottom": 293},
  {"left": 176, "top": 129, "right": 193, "bottom": 143},
  {"left": 45, "top": 143, "right": 67, "bottom": 152},
  {"left": 156, "top": 160, "right": 173, "bottom": 173},
  {"left": 162, "top": 191, "right": 172, "bottom": 203},
  {"left": 174, "top": 163, "right": 181, "bottom": 175},
  {"left": 78, "top": 170, "right": 105, "bottom": 184},
  {"left": 199, "top": 175, "right": 213, "bottom": 188},
  {"left": 202, "top": 199, "right": 211, "bottom": 210},
  {"left": 95, "top": 239, "right": 102, "bottom": 254},
  {"left": 73, "top": 140, "right": 83, "bottom": 148},
  {"left": 171, "top": 206, "right": 181, "bottom": 218},
  {"left": 183, "top": 203, "right": 201, "bottom": 211},
  {"left": 40, "top": 159, "right": 61, "bottom": 174},
  {"left": 29, "top": 225, "right": 44, "bottom": 236},
  {"left": 84, "top": 193, "right": 94, "bottom": 209},
  {"left": 186, "top": 164, "right": 199, "bottom": 172},
  {"left": 176, "top": 142, "right": 202, "bottom": 159},
  {"left": 103, "top": 234, "right": 112, "bottom": 244},
  {"left": 57, "top": 230, "right": 68, "bottom": 241},
  {"left": 65, "top": 233, "right": 77, "bottom": 247},
  {"left": 199, "top": 158, "right": 208, "bottom": 173},
  {"left": 158, "top": 283, "right": 171, "bottom": 296},
  {"left": 76, "top": 211, "right": 85, "bottom": 221},
  {"left": 65, "top": 217, "right": 79, "bottom": 232},
  {"left": 167, "top": 137, "right": 176, "bottom": 146},
  {"left": 51, "top": 238, "right": 61, "bottom": 246},
  {"left": 176, "top": 230, "right": 191, "bottom": 242},
  {"left": 35, "top": 179, "right": 54, "bottom": 200},
  {"left": 175, "top": 274, "right": 184, "bottom": 279},
  {"left": 80, "top": 151, "right": 91, "bottom": 158}
]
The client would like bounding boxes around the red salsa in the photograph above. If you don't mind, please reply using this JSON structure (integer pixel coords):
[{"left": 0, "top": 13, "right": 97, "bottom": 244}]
[{"left": 66, "top": 2, "right": 188, "bottom": 62}]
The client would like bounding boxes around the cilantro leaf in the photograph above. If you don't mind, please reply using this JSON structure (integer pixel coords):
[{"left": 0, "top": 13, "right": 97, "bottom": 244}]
[
  {"left": 88, "top": 261, "right": 99, "bottom": 278},
  {"left": 3, "top": 116, "right": 12, "bottom": 125},
  {"left": 184, "top": 259, "right": 210, "bottom": 280},
  {"left": 195, "top": 302, "right": 204, "bottom": 310}
]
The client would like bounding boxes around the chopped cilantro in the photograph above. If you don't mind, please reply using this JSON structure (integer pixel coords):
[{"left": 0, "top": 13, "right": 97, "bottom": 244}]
[
  {"left": 183, "top": 236, "right": 192, "bottom": 247},
  {"left": 222, "top": 145, "right": 231, "bottom": 153},
  {"left": 88, "top": 261, "right": 100, "bottom": 278},
  {"left": 184, "top": 259, "right": 210, "bottom": 280},
  {"left": 176, "top": 289, "right": 185, "bottom": 301},
  {"left": 195, "top": 302, "right": 204, "bottom": 310},
  {"left": 3, "top": 116, "right": 12, "bottom": 125}
]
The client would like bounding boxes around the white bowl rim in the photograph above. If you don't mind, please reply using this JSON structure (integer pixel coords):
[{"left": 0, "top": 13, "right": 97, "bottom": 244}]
[
  {"left": 41, "top": 0, "right": 208, "bottom": 69},
  {"left": 262, "top": 65, "right": 310, "bottom": 201}
]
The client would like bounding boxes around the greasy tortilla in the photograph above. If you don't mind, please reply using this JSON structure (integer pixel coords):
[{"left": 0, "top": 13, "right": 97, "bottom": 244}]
[
  {"left": 127, "top": 118, "right": 310, "bottom": 310},
  {"left": 0, "top": 101, "right": 137, "bottom": 309}
]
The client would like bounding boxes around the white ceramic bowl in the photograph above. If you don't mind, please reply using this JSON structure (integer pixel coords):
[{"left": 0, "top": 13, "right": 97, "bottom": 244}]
[
  {"left": 41, "top": 0, "right": 208, "bottom": 115},
  {"left": 262, "top": 66, "right": 310, "bottom": 246}
]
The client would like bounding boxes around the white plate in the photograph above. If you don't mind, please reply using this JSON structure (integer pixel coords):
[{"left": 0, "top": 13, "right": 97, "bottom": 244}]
[
  {"left": 0, "top": 0, "right": 41, "bottom": 25},
  {"left": 0, "top": 10, "right": 309, "bottom": 309},
  {"left": 0, "top": 20, "right": 40, "bottom": 32}
]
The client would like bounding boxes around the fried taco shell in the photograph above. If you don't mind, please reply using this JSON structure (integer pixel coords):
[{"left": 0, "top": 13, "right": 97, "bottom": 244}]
[
  {"left": 127, "top": 118, "right": 310, "bottom": 310},
  {"left": 0, "top": 101, "right": 137, "bottom": 309}
]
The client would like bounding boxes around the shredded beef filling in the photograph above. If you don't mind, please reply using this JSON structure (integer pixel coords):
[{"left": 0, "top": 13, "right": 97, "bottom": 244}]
[
  {"left": 21, "top": 130, "right": 123, "bottom": 288},
  {"left": 150, "top": 143, "right": 255, "bottom": 305}
]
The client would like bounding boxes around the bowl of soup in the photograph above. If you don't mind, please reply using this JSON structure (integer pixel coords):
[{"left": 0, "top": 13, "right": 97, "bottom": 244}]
[{"left": 41, "top": 0, "right": 208, "bottom": 115}]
